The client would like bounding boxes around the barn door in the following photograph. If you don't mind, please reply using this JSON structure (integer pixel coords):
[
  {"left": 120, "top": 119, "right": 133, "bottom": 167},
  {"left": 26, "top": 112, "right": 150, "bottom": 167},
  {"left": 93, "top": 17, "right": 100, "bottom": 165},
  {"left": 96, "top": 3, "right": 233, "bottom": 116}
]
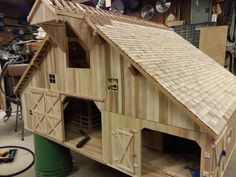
[
  {"left": 112, "top": 129, "right": 137, "bottom": 175},
  {"left": 27, "top": 89, "right": 64, "bottom": 142},
  {"left": 30, "top": 90, "right": 46, "bottom": 134},
  {"left": 44, "top": 92, "right": 64, "bottom": 141}
]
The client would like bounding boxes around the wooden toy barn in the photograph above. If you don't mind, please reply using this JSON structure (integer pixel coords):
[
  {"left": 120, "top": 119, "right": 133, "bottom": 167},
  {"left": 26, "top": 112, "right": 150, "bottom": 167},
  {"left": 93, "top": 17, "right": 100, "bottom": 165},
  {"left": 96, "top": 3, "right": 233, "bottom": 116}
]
[{"left": 15, "top": 0, "right": 236, "bottom": 177}]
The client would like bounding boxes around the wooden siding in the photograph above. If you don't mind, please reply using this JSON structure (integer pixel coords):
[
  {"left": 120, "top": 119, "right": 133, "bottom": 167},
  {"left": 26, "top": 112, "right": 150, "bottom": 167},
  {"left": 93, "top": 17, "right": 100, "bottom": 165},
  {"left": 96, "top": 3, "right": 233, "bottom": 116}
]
[
  {"left": 210, "top": 112, "right": 236, "bottom": 177},
  {"left": 105, "top": 46, "right": 206, "bottom": 133},
  {"left": 24, "top": 33, "right": 106, "bottom": 102},
  {"left": 29, "top": 1, "right": 57, "bottom": 24}
]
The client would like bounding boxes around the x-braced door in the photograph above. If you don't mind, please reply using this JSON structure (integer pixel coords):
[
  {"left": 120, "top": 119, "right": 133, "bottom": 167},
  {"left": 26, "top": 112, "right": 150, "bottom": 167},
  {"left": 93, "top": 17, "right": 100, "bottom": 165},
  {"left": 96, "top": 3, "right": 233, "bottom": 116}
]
[
  {"left": 30, "top": 90, "right": 46, "bottom": 134},
  {"left": 112, "top": 129, "right": 137, "bottom": 175},
  {"left": 44, "top": 92, "right": 64, "bottom": 141},
  {"left": 28, "top": 89, "right": 64, "bottom": 141}
]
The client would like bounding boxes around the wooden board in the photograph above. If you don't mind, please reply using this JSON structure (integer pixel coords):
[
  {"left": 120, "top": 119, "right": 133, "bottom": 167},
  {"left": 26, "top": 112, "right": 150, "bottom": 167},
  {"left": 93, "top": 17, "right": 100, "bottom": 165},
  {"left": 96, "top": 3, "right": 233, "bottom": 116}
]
[{"left": 199, "top": 26, "right": 228, "bottom": 66}]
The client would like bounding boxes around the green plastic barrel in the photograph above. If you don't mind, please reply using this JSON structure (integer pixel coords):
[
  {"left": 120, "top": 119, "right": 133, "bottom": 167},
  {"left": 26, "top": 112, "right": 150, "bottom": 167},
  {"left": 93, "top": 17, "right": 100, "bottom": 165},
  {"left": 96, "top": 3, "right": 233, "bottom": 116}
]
[{"left": 34, "top": 135, "right": 73, "bottom": 177}]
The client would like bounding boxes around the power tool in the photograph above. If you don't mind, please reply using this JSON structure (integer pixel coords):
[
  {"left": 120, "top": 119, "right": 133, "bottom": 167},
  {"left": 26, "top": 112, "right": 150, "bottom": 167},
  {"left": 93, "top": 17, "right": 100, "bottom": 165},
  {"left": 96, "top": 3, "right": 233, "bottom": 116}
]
[{"left": 0, "top": 149, "right": 17, "bottom": 163}]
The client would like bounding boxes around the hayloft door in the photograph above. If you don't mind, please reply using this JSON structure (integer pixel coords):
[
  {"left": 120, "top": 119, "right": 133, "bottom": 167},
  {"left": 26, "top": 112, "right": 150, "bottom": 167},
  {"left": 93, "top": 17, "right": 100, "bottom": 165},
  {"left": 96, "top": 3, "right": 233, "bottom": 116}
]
[
  {"left": 112, "top": 129, "right": 139, "bottom": 176},
  {"left": 27, "top": 89, "right": 64, "bottom": 142}
]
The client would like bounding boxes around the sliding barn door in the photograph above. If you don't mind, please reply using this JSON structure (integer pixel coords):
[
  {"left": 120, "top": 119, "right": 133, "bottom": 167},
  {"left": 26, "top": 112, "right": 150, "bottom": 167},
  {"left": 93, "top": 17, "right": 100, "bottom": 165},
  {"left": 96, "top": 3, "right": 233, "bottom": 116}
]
[{"left": 27, "top": 89, "right": 64, "bottom": 142}]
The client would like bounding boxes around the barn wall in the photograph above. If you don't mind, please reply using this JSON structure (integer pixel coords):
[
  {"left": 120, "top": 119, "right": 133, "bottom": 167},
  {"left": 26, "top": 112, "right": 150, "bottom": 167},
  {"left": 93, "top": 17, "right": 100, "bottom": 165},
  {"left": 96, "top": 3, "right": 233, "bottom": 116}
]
[
  {"left": 208, "top": 112, "right": 236, "bottom": 177},
  {"left": 23, "top": 26, "right": 106, "bottom": 101},
  {"left": 196, "top": 111, "right": 236, "bottom": 177},
  {"left": 29, "top": 1, "right": 57, "bottom": 24},
  {"left": 104, "top": 45, "right": 205, "bottom": 133},
  {"left": 102, "top": 110, "right": 209, "bottom": 177},
  {"left": 21, "top": 20, "right": 107, "bottom": 130}
]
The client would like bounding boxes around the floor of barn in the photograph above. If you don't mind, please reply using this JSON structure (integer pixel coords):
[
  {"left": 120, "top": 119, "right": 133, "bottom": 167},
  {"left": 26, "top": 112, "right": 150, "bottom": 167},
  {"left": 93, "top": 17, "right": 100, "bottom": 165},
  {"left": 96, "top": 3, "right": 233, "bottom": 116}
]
[{"left": 0, "top": 110, "right": 235, "bottom": 177}]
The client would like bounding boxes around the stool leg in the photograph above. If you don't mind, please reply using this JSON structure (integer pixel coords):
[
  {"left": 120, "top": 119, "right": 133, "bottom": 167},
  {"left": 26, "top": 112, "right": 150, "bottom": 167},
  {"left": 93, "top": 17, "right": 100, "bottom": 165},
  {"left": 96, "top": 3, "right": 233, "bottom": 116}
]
[
  {"left": 20, "top": 103, "right": 24, "bottom": 141},
  {"left": 229, "top": 54, "right": 233, "bottom": 73},
  {"left": 21, "top": 122, "right": 24, "bottom": 141},
  {"left": 15, "top": 102, "right": 19, "bottom": 132}
]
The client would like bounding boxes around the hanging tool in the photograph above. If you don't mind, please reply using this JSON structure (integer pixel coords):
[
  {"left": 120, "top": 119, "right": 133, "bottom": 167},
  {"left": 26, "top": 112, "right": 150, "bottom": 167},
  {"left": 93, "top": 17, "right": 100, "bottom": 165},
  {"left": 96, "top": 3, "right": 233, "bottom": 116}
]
[
  {"left": 0, "top": 149, "right": 17, "bottom": 163},
  {"left": 156, "top": 0, "right": 171, "bottom": 14},
  {"left": 0, "top": 146, "right": 35, "bottom": 177},
  {"left": 140, "top": 4, "right": 155, "bottom": 21}
]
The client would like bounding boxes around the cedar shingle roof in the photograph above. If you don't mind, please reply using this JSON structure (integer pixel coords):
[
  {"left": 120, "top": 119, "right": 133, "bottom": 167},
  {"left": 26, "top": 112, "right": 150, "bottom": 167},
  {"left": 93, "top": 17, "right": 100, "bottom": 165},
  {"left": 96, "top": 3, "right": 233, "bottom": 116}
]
[
  {"left": 97, "top": 20, "right": 236, "bottom": 136},
  {"left": 25, "top": 0, "right": 236, "bottom": 138}
]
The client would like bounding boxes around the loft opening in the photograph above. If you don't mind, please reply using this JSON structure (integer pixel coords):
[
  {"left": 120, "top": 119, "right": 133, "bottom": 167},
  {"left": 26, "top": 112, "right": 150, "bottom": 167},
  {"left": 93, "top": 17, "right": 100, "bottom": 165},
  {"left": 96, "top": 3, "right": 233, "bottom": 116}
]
[
  {"left": 63, "top": 97, "right": 102, "bottom": 158},
  {"left": 66, "top": 23, "right": 90, "bottom": 68},
  {"left": 141, "top": 128, "right": 201, "bottom": 177}
]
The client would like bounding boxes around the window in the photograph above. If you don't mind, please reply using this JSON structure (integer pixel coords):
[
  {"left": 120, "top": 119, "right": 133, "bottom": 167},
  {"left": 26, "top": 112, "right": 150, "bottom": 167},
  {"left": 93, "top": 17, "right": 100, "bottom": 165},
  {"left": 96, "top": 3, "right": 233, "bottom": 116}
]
[
  {"left": 66, "top": 24, "right": 90, "bottom": 68},
  {"left": 29, "top": 109, "right": 33, "bottom": 115},
  {"left": 107, "top": 78, "right": 118, "bottom": 91},
  {"left": 49, "top": 74, "right": 56, "bottom": 84}
]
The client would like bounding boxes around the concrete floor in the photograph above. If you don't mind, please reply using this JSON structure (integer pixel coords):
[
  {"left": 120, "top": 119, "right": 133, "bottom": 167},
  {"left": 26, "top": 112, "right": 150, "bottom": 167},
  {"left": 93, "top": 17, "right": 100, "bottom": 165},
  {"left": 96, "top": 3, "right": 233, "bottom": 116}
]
[{"left": 0, "top": 110, "right": 236, "bottom": 177}]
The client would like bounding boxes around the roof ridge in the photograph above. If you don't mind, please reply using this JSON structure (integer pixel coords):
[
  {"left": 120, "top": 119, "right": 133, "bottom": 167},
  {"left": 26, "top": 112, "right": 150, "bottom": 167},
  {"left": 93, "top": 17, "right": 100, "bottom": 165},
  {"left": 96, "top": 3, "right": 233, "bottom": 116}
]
[
  {"left": 79, "top": 4, "right": 168, "bottom": 29},
  {"left": 42, "top": 0, "right": 168, "bottom": 30}
]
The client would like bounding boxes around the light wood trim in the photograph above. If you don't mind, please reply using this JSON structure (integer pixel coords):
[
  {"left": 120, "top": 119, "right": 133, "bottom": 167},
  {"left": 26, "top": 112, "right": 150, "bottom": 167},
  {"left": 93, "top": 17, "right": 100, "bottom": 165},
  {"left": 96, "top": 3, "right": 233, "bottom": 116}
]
[
  {"left": 14, "top": 36, "right": 50, "bottom": 93},
  {"left": 54, "top": 0, "right": 64, "bottom": 9},
  {"left": 142, "top": 119, "right": 204, "bottom": 146},
  {"left": 55, "top": 9, "right": 85, "bottom": 19},
  {"left": 30, "top": 87, "right": 104, "bottom": 102}
]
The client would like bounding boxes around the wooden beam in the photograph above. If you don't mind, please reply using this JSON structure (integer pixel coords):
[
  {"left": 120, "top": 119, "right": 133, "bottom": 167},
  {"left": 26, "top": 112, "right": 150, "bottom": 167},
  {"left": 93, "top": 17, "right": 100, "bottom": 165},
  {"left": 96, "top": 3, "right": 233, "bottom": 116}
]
[
  {"left": 30, "top": 87, "right": 105, "bottom": 102},
  {"left": 142, "top": 119, "right": 204, "bottom": 146},
  {"left": 54, "top": 0, "right": 64, "bottom": 9}
]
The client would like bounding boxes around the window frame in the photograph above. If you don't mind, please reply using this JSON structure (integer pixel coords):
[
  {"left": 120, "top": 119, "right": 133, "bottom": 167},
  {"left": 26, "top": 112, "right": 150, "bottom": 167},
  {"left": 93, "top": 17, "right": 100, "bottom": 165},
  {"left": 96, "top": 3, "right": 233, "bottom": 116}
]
[{"left": 49, "top": 74, "right": 56, "bottom": 84}]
